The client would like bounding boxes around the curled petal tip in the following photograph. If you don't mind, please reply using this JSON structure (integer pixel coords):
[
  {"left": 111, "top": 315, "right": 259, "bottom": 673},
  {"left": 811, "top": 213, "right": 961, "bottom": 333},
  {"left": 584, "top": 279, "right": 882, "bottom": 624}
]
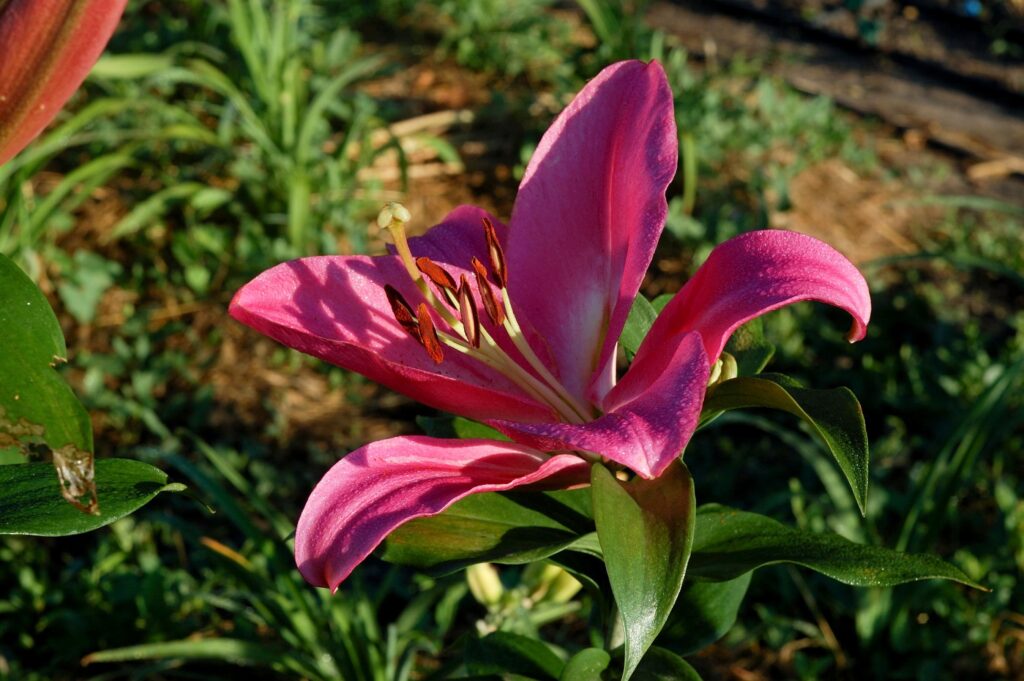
[{"left": 294, "top": 437, "right": 590, "bottom": 590}]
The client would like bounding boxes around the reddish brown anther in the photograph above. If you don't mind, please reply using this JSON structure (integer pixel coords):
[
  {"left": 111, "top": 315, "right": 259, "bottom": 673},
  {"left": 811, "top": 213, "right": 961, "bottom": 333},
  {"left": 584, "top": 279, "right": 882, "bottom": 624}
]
[
  {"left": 471, "top": 257, "right": 506, "bottom": 327},
  {"left": 385, "top": 284, "right": 421, "bottom": 342},
  {"left": 416, "top": 257, "right": 457, "bottom": 291},
  {"left": 416, "top": 303, "right": 445, "bottom": 364},
  {"left": 457, "top": 275, "right": 481, "bottom": 348},
  {"left": 481, "top": 217, "right": 507, "bottom": 288}
]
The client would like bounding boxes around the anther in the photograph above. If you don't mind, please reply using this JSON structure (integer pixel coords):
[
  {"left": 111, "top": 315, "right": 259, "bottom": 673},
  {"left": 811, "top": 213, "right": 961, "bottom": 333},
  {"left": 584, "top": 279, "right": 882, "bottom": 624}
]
[
  {"left": 416, "top": 304, "right": 445, "bottom": 364},
  {"left": 385, "top": 285, "right": 420, "bottom": 342},
  {"left": 416, "top": 257, "right": 457, "bottom": 293},
  {"left": 457, "top": 275, "right": 481, "bottom": 348},
  {"left": 471, "top": 257, "right": 506, "bottom": 327},
  {"left": 481, "top": 217, "right": 507, "bottom": 288}
]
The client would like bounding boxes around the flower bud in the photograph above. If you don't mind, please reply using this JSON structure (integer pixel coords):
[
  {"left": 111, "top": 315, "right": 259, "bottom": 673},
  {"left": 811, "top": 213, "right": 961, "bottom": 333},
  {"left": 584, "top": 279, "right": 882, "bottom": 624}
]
[
  {"left": 466, "top": 562, "right": 504, "bottom": 607},
  {"left": 545, "top": 568, "right": 583, "bottom": 604},
  {"left": 0, "top": 0, "right": 127, "bottom": 165}
]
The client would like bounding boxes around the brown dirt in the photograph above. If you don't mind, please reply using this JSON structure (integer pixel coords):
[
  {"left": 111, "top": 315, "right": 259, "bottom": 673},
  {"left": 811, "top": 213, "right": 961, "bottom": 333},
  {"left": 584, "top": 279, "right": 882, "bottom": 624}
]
[{"left": 771, "top": 158, "right": 923, "bottom": 264}]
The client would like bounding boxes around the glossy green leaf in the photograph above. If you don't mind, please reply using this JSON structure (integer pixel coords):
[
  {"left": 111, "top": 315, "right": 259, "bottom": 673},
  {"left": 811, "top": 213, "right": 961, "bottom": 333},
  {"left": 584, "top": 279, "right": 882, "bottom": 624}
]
[
  {"left": 631, "top": 647, "right": 703, "bottom": 680},
  {"left": 0, "top": 254, "right": 95, "bottom": 510},
  {"left": 722, "top": 317, "right": 775, "bottom": 376},
  {"left": 688, "top": 505, "right": 984, "bottom": 589},
  {"left": 560, "top": 648, "right": 611, "bottom": 680},
  {"left": 465, "top": 632, "right": 564, "bottom": 680},
  {"left": 381, "top": 489, "right": 595, "bottom": 573},
  {"left": 702, "top": 373, "right": 869, "bottom": 514},
  {"left": 592, "top": 462, "right": 696, "bottom": 681},
  {"left": 0, "top": 459, "right": 184, "bottom": 536},
  {"left": 660, "top": 573, "right": 751, "bottom": 655},
  {"left": 620, "top": 295, "right": 658, "bottom": 359}
]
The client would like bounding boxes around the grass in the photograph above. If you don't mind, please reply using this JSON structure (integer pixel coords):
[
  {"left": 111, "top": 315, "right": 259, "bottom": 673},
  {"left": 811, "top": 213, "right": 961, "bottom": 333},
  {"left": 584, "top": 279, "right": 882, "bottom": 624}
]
[{"left": 1, "top": 0, "right": 1021, "bottom": 679}]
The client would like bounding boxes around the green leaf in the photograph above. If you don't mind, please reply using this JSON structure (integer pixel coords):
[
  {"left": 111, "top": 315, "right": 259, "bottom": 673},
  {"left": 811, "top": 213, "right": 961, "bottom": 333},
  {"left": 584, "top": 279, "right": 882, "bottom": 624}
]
[
  {"left": 0, "top": 254, "right": 95, "bottom": 510},
  {"left": 560, "top": 648, "right": 611, "bottom": 680},
  {"left": 688, "top": 505, "right": 985, "bottom": 589},
  {"left": 83, "top": 638, "right": 294, "bottom": 670},
  {"left": 620, "top": 295, "right": 658, "bottom": 359},
  {"left": 416, "top": 415, "right": 510, "bottom": 441},
  {"left": 381, "top": 489, "right": 595, "bottom": 573},
  {"left": 651, "top": 294, "right": 673, "bottom": 313},
  {"left": 660, "top": 573, "right": 751, "bottom": 655},
  {"left": 106, "top": 182, "right": 210, "bottom": 241},
  {"left": 91, "top": 53, "right": 176, "bottom": 79},
  {"left": 631, "top": 647, "right": 703, "bottom": 680},
  {"left": 465, "top": 632, "right": 565, "bottom": 680},
  {"left": 702, "top": 373, "right": 869, "bottom": 514},
  {"left": 55, "top": 250, "right": 120, "bottom": 324},
  {"left": 592, "top": 462, "right": 696, "bottom": 681},
  {"left": 722, "top": 318, "right": 775, "bottom": 376},
  {"left": 454, "top": 417, "right": 510, "bottom": 441},
  {"left": 0, "top": 459, "right": 184, "bottom": 536}
]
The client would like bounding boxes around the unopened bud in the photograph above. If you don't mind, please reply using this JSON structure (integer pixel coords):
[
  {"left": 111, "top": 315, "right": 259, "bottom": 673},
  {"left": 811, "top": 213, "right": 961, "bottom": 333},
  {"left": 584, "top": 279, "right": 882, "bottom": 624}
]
[
  {"left": 719, "top": 351, "right": 738, "bottom": 383},
  {"left": 707, "top": 351, "right": 738, "bottom": 388},
  {"left": 545, "top": 567, "right": 583, "bottom": 604},
  {"left": 467, "top": 563, "right": 504, "bottom": 607},
  {"left": 377, "top": 202, "right": 411, "bottom": 230},
  {"left": 526, "top": 563, "right": 561, "bottom": 601}
]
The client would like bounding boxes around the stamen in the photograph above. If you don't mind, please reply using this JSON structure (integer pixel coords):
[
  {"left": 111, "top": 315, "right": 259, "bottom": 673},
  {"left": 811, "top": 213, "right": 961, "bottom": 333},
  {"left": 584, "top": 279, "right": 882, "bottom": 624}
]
[
  {"left": 457, "top": 275, "right": 481, "bottom": 348},
  {"left": 416, "top": 256, "right": 458, "bottom": 308},
  {"left": 377, "top": 201, "right": 412, "bottom": 229},
  {"left": 481, "top": 217, "right": 507, "bottom": 288},
  {"left": 416, "top": 304, "right": 445, "bottom": 364},
  {"left": 385, "top": 284, "right": 421, "bottom": 342},
  {"left": 416, "top": 257, "right": 457, "bottom": 292},
  {"left": 471, "top": 257, "right": 506, "bottom": 326}
]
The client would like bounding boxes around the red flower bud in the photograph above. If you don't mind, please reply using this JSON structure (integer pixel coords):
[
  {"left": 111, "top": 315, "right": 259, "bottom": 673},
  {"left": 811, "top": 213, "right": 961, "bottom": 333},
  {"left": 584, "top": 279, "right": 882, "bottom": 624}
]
[{"left": 0, "top": 0, "right": 127, "bottom": 165}]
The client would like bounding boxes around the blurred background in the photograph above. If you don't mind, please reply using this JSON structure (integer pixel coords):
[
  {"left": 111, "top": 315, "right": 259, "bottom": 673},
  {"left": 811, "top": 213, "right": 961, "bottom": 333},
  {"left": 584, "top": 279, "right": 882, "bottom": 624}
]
[{"left": 1, "top": 0, "right": 1022, "bottom": 678}]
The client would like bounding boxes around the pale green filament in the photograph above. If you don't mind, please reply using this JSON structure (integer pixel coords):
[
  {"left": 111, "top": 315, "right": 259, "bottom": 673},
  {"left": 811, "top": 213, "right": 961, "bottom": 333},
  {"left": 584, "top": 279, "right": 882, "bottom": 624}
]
[{"left": 380, "top": 204, "right": 589, "bottom": 424}]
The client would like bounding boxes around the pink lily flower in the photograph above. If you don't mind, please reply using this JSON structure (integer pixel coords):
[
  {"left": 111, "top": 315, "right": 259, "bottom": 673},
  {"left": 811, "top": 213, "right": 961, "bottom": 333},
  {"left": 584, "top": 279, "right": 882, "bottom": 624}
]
[
  {"left": 0, "top": 0, "right": 127, "bottom": 165},
  {"left": 230, "top": 60, "right": 871, "bottom": 590}
]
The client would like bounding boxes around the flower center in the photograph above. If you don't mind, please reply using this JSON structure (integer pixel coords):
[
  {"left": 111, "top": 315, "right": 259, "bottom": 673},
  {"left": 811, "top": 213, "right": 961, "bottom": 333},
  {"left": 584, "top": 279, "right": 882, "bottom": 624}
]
[{"left": 377, "top": 203, "right": 591, "bottom": 424}]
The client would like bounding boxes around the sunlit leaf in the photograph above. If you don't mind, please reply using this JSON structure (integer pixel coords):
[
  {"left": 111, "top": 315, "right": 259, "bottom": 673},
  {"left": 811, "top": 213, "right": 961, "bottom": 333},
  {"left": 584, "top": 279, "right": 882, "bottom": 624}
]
[
  {"left": 0, "top": 459, "right": 184, "bottom": 536},
  {"left": 0, "top": 254, "right": 95, "bottom": 510},
  {"left": 702, "top": 373, "right": 869, "bottom": 514},
  {"left": 688, "top": 505, "right": 984, "bottom": 589},
  {"left": 592, "top": 462, "right": 695, "bottom": 681}
]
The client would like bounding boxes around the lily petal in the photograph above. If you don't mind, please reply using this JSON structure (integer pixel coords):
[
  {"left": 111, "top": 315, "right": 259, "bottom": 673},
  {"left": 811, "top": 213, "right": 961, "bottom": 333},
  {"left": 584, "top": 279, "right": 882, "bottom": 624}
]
[
  {"left": 295, "top": 436, "right": 590, "bottom": 589},
  {"left": 230, "top": 206, "right": 555, "bottom": 423},
  {"left": 639, "top": 230, "right": 871, "bottom": 365},
  {"left": 490, "top": 332, "right": 708, "bottom": 479},
  {"left": 506, "top": 60, "right": 677, "bottom": 402},
  {"left": 0, "top": 0, "right": 126, "bottom": 165}
]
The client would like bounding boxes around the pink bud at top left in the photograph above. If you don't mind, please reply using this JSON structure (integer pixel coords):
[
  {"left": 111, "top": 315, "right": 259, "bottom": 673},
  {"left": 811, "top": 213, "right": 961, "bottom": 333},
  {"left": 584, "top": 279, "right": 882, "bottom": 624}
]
[{"left": 0, "top": 0, "right": 127, "bottom": 165}]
